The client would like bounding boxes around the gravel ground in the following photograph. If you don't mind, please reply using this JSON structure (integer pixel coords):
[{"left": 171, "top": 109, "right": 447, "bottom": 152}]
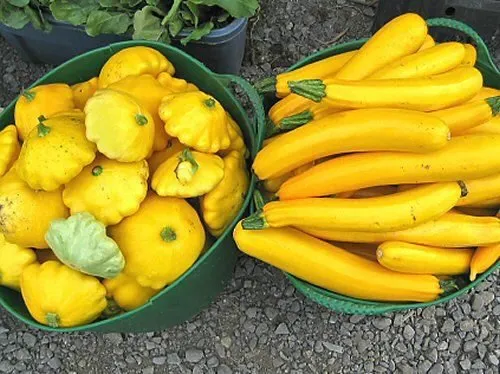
[{"left": 1, "top": 1, "right": 499, "bottom": 373}]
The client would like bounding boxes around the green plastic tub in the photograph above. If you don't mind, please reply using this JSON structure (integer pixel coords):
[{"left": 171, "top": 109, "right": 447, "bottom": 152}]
[
  {"left": 0, "top": 41, "right": 266, "bottom": 332},
  {"left": 264, "top": 18, "right": 500, "bottom": 315}
]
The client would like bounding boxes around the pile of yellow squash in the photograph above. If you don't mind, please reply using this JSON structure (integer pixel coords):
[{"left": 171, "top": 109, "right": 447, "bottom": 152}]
[
  {"left": 0, "top": 46, "right": 249, "bottom": 328},
  {"left": 234, "top": 13, "right": 500, "bottom": 303}
]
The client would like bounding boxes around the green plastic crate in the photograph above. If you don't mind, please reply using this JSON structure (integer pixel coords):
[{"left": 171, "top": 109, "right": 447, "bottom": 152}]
[
  {"left": 265, "top": 18, "right": 500, "bottom": 315},
  {"left": 0, "top": 41, "right": 266, "bottom": 332}
]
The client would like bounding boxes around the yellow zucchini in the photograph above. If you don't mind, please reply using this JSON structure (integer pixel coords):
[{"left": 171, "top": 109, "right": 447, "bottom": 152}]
[
  {"left": 456, "top": 207, "right": 498, "bottom": 217},
  {"left": 233, "top": 223, "right": 446, "bottom": 302},
  {"left": 244, "top": 182, "right": 463, "bottom": 232},
  {"left": 278, "top": 134, "right": 500, "bottom": 199},
  {"left": 335, "top": 13, "right": 427, "bottom": 80},
  {"left": 299, "top": 211, "right": 500, "bottom": 248},
  {"left": 262, "top": 162, "right": 314, "bottom": 193},
  {"left": 468, "top": 87, "right": 500, "bottom": 102},
  {"left": 289, "top": 67, "right": 483, "bottom": 112},
  {"left": 460, "top": 117, "right": 500, "bottom": 135},
  {"left": 258, "top": 50, "right": 357, "bottom": 98},
  {"left": 469, "top": 244, "right": 500, "bottom": 281},
  {"left": 254, "top": 108, "right": 451, "bottom": 180},
  {"left": 418, "top": 34, "right": 435, "bottom": 51},
  {"left": 457, "top": 173, "right": 500, "bottom": 207},
  {"left": 433, "top": 96, "right": 500, "bottom": 134},
  {"left": 377, "top": 241, "right": 473, "bottom": 275},
  {"left": 463, "top": 197, "right": 500, "bottom": 209},
  {"left": 369, "top": 42, "right": 465, "bottom": 80},
  {"left": 330, "top": 242, "right": 378, "bottom": 261},
  {"left": 461, "top": 43, "right": 477, "bottom": 66},
  {"left": 351, "top": 186, "right": 399, "bottom": 198}
]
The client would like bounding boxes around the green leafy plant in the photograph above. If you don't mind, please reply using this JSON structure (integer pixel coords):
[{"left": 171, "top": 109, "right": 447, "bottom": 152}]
[{"left": 0, "top": 0, "right": 259, "bottom": 45}]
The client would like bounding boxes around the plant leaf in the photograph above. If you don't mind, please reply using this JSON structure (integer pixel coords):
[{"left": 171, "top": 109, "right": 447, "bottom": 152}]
[
  {"left": 146, "top": 0, "right": 160, "bottom": 5},
  {"left": 180, "top": 20, "right": 213, "bottom": 45},
  {"left": 7, "top": 0, "right": 30, "bottom": 7},
  {"left": 161, "top": 0, "right": 181, "bottom": 25},
  {"left": 24, "top": 5, "right": 52, "bottom": 32},
  {"left": 98, "top": 0, "right": 121, "bottom": 7},
  {"left": 185, "top": 1, "right": 200, "bottom": 26},
  {"left": 0, "top": 2, "right": 30, "bottom": 29},
  {"left": 133, "top": 6, "right": 169, "bottom": 42},
  {"left": 168, "top": 13, "right": 183, "bottom": 36},
  {"left": 189, "top": 0, "right": 258, "bottom": 18},
  {"left": 120, "top": 0, "right": 143, "bottom": 7},
  {"left": 85, "top": 10, "right": 132, "bottom": 36},
  {"left": 50, "top": 0, "right": 100, "bottom": 25}
]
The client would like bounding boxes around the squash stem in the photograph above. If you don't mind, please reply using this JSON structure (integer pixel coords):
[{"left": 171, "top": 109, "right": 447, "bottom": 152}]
[
  {"left": 440, "top": 279, "right": 459, "bottom": 295},
  {"left": 37, "top": 119, "right": 51, "bottom": 138},
  {"left": 242, "top": 211, "right": 269, "bottom": 230},
  {"left": 288, "top": 79, "right": 326, "bottom": 103},
  {"left": 255, "top": 77, "right": 277, "bottom": 94},
  {"left": 46, "top": 312, "right": 60, "bottom": 328},
  {"left": 22, "top": 89, "right": 36, "bottom": 102},
  {"left": 457, "top": 181, "right": 468, "bottom": 198},
  {"left": 161, "top": 227, "right": 177, "bottom": 242},
  {"left": 135, "top": 114, "right": 148, "bottom": 126},
  {"left": 279, "top": 110, "right": 314, "bottom": 131},
  {"left": 253, "top": 190, "right": 266, "bottom": 210},
  {"left": 204, "top": 98, "right": 216, "bottom": 108},
  {"left": 485, "top": 96, "right": 500, "bottom": 116},
  {"left": 92, "top": 166, "right": 103, "bottom": 176}
]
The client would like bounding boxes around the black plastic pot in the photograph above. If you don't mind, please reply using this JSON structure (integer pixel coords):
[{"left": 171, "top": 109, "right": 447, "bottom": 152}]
[{"left": 0, "top": 16, "right": 248, "bottom": 74}]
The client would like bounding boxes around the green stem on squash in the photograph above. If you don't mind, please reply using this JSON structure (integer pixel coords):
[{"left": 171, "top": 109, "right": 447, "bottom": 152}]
[
  {"left": 92, "top": 166, "right": 103, "bottom": 176},
  {"left": 161, "top": 227, "right": 177, "bottom": 242},
  {"left": 175, "top": 149, "right": 199, "bottom": 184},
  {"left": 485, "top": 96, "right": 500, "bottom": 116},
  {"left": 241, "top": 211, "right": 269, "bottom": 230},
  {"left": 457, "top": 181, "right": 468, "bottom": 198},
  {"left": 22, "top": 89, "right": 36, "bottom": 102},
  {"left": 440, "top": 279, "right": 459, "bottom": 295},
  {"left": 46, "top": 312, "right": 60, "bottom": 328},
  {"left": 135, "top": 114, "right": 148, "bottom": 126},
  {"left": 37, "top": 116, "right": 51, "bottom": 138},
  {"left": 288, "top": 79, "right": 327, "bottom": 103},
  {"left": 279, "top": 110, "right": 314, "bottom": 131},
  {"left": 204, "top": 97, "right": 216, "bottom": 109},
  {"left": 255, "top": 77, "right": 277, "bottom": 95}
]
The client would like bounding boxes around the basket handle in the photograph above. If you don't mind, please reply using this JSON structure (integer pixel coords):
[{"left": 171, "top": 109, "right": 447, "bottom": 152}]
[
  {"left": 213, "top": 74, "right": 266, "bottom": 157},
  {"left": 426, "top": 17, "right": 499, "bottom": 75}
]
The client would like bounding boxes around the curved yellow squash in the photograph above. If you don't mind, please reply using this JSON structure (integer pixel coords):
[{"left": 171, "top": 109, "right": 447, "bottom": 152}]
[
  {"left": 377, "top": 241, "right": 473, "bottom": 275},
  {"left": 457, "top": 173, "right": 500, "bottom": 207},
  {"left": 245, "top": 182, "right": 462, "bottom": 232},
  {"left": 0, "top": 233, "right": 37, "bottom": 290},
  {"left": 0, "top": 167, "right": 69, "bottom": 248},
  {"left": 147, "top": 138, "right": 184, "bottom": 176},
  {"left": 300, "top": 211, "right": 500, "bottom": 248},
  {"left": 109, "top": 194, "right": 205, "bottom": 289},
  {"left": 103, "top": 273, "right": 159, "bottom": 311},
  {"left": 21, "top": 261, "right": 107, "bottom": 328},
  {"left": 335, "top": 13, "right": 427, "bottom": 80},
  {"left": 254, "top": 108, "right": 451, "bottom": 180},
  {"left": 63, "top": 155, "right": 149, "bottom": 226},
  {"left": 98, "top": 46, "right": 174, "bottom": 88},
  {"left": 461, "top": 43, "right": 477, "bottom": 66},
  {"left": 469, "top": 244, "right": 500, "bottom": 281},
  {"left": 369, "top": 42, "right": 465, "bottom": 80},
  {"left": 279, "top": 134, "right": 500, "bottom": 199},
  {"left": 233, "top": 223, "right": 444, "bottom": 302},
  {"left": 72, "top": 77, "right": 99, "bottom": 110},
  {"left": 417, "top": 34, "right": 435, "bottom": 51},
  {"left": 0, "top": 125, "right": 20, "bottom": 177}
]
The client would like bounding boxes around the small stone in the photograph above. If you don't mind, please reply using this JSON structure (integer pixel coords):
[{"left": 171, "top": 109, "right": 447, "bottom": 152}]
[
  {"left": 0, "top": 361, "right": 13, "bottom": 374},
  {"left": 441, "top": 318, "right": 454, "bottom": 333},
  {"left": 488, "top": 354, "right": 499, "bottom": 366},
  {"left": 459, "top": 320, "right": 474, "bottom": 332},
  {"left": 207, "top": 356, "right": 219, "bottom": 368},
  {"left": 167, "top": 353, "right": 181, "bottom": 365},
  {"left": 472, "top": 295, "right": 484, "bottom": 311},
  {"left": 437, "top": 341, "right": 448, "bottom": 351},
  {"left": 372, "top": 317, "right": 391, "bottom": 330},
  {"left": 314, "top": 341, "right": 324, "bottom": 353},
  {"left": 217, "top": 364, "right": 232, "bottom": 374},
  {"left": 152, "top": 356, "right": 166, "bottom": 365},
  {"left": 323, "top": 342, "right": 343, "bottom": 353},
  {"left": 47, "top": 357, "right": 61, "bottom": 370},
  {"left": 245, "top": 307, "right": 258, "bottom": 318},
  {"left": 362, "top": 7, "right": 376, "bottom": 17},
  {"left": 192, "top": 366, "right": 203, "bottom": 374},
  {"left": 463, "top": 341, "right": 477, "bottom": 352},
  {"left": 349, "top": 315, "right": 364, "bottom": 323},
  {"left": 427, "top": 348, "right": 438, "bottom": 362},
  {"left": 460, "top": 358, "right": 471, "bottom": 370},
  {"left": 145, "top": 341, "right": 156, "bottom": 350},
  {"left": 185, "top": 349, "right": 203, "bottom": 363},
  {"left": 471, "top": 359, "right": 486, "bottom": 370},
  {"left": 357, "top": 340, "right": 370, "bottom": 353},
  {"left": 448, "top": 339, "right": 461, "bottom": 353},
  {"left": 275, "top": 323, "right": 289, "bottom": 335},
  {"left": 493, "top": 305, "right": 500, "bottom": 316},
  {"left": 221, "top": 337, "right": 232, "bottom": 349},
  {"left": 214, "top": 343, "right": 225, "bottom": 358},
  {"left": 264, "top": 307, "right": 278, "bottom": 320},
  {"left": 418, "top": 360, "right": 432, "bottom": 374},
  {"left": 403, "top": 325, "right": 415, "bottom": 340},
  {"left": 255, "top": 322, "right": 269, "bottom": 336},
  {"left": 243, "top": 321, "right": 256, "bottom": 333},
  {"left": 428, "top": 363, "right": 443, "bottom": 374},
  {"left": 142, "top": 367, "right": 154, "bottom": 374},
  {"left": 104, "top": 333, "right": 123, "bottom": 344},
  {"left": 22, "top": 333, "right": 37, "bottom": 348}
]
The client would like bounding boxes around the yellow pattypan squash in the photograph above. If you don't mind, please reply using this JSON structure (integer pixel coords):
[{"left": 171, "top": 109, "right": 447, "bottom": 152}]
[
  {"left": 108, "top": 74, "right": 170, "bottom": 152},
  {"left": 159, "top": 91, "right": 231, "bottom": 153},
  {"left": 99, "top": 46, "right": 175, "bottom": 88},
  {"left": 147, "top": 138, "right": 184, "bottom": 176},
  {"left": 0, "top": 167, "right": 69, "bottom": 248},
  {"left": 85, "top": 89, "right": 155, "bottom": 162},
  {"left": 0, "top": 125, "right": 20, "bottom": 177},
  {"left": 201, "top": 151, "right": 249, "bottom": 236},
  {"left": 0, "top": 233, "right": 37, "bottom": 290},
  {"left": 35, "top": 248, "right": 59, "bottom": 264},
  {"left": 221, "top": 114, "right": 248, "bottom": 157},
  {"left": 109, "top": 194, "right": 205, "bottom": 289},
  {"left": 20, "top": 261, "right": 107, "bottom": 328},
  {"left": 152, "top": 148, "right": 224, "bottom": 198},
  {"left": 157, "top": 72, "right": 198, "bottom": 93},
  {"left": 63, "top": 154, "right": 149, "bottom": 225},
  {"left": 14, "top": 83, "right": 75, "bottom": 140},
  {"left": 72, "top": 77, "right": 99, "bottom": 110},
  {"left": 103, "top": 272, "right": 159, "bottom": 311},
  {"left": 16, "top": 113, "right": 97, "bottom": 191}
]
